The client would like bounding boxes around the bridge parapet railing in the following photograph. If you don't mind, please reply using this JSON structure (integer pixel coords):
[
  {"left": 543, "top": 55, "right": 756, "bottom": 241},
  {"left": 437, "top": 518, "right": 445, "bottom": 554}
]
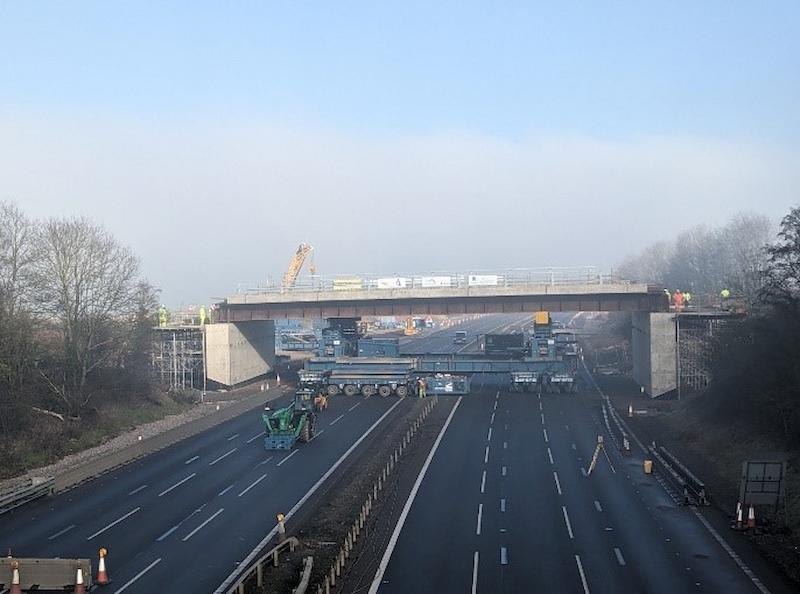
[{"left": 236, "top": 266, "right": 626, "bottom": 295}]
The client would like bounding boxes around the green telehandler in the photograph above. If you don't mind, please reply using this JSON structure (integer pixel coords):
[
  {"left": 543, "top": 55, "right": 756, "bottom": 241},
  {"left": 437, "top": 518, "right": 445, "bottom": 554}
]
[{"left": 262, "top": 390, "right": 318, "bottom": 450}]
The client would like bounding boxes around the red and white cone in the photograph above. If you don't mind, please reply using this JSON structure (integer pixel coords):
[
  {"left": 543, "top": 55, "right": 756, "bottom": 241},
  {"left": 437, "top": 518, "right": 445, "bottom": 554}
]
[
  {"left": 747, "top": 505, "right": 756, "bottom": 529},
  {"left": 74, "top": 566, "right": 86, "bottom": 594},
  {"left": 96, "top": 547, "right": 109, "bottom": 585},
  {"left": 10, "top": 560, "right": 22, "bottom": 594},
  {"left": 277, "top": 374, "right": 281, "bottom": 385},
  {"left": 735, "top": 502, "right": 743, "bottom": 529}
]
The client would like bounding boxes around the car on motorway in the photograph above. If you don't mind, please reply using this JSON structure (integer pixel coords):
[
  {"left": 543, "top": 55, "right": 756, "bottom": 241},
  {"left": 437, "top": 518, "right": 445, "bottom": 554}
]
[{"left": 453, "top": 330, "right": 467, "bottom": 344}]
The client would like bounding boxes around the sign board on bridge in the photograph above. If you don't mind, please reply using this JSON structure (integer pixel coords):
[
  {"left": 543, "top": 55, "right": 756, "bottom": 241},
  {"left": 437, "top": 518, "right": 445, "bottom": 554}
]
[
  {"left": 421, "top": 276, "right": 452, "bottom": 288},
  {"left": 376, "top": 277, "right": 408, "bottom": 289},
  {"left": 333, "top": 277, "right": 363, "bottom": 291},
  {"left": 739, "top": 458, "right": 787, "bottom": 506},
  {"left": 468, "top": 274, "right": 499, "bottom": 287}
]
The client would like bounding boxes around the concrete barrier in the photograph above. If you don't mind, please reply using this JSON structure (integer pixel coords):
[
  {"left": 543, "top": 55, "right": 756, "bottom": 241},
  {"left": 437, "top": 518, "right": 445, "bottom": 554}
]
[{"left": 0, "top": 558, "right": 91, "bottom": 590}]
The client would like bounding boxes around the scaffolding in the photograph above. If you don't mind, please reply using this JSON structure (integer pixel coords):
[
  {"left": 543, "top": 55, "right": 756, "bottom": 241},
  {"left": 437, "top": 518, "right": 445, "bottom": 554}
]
[
  {"left": 676, "top": 311, "right": 736, "bottom": 395},
  {"left": 152, "top": 326, "right": 206, "bottom": 391}
]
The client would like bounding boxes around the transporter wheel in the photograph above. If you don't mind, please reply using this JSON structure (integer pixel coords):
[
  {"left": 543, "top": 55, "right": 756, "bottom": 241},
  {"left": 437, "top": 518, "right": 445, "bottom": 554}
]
[
  {"left": 395, "top": 385, "right": 409, "bottom": 398},
  {"left": 326, "top": 384, "right": 340, "bottom": 397},
  {"left": 344, "top": 384, "right": 358, "bottom": 397},
  {"left": 361, "top": 385, "right": 377, "bottom": 397},
  {"left": 378, "top": 385, "right": 392, "bottom": 397}
]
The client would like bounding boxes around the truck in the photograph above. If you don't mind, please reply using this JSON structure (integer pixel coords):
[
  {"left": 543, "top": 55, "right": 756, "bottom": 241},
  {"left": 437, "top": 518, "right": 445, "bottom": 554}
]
[
  {"left": 484, "top": 333, "right": 526, "bottom": 358},
  {"left": 453, "top": 330, "right": 467, "bottom": 344},
  {"left": 303, "top": 357, "right": 416, "bottom": 397}
]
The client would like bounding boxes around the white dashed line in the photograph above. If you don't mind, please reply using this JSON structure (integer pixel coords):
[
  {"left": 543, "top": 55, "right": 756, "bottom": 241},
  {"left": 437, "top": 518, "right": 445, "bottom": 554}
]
[
  {"left": 182, "top": 508, "right": 224, "bottom": 541},
  {"left": 480, "top": 470, "right": 486, "bottom": 493},
  {"left": 503, "top": 441, "right": 508, "bottom": 450},
  {"left": 227, "top": 433, "right": 239, "bottom": 441},
  {"left": 562, "top": 506, "right": 574, "bottom": 539},
  {"left": 490, "top": 412, "right": 495, "bottom": 425},
  {"left": 159, "top": 473, "right": 196, "bottom": 497},
  {"left": 500, "top": 498, "right": 506, "bottom": 512},
  {"left": 127, "top": 485, "right": 147, "bottom": 496},
  {"left": 87, "top": 507, "right": 140, "bottom": 540},
  {"left": 575, "top": 555, "right": 590, "bottom": 593},
  {"left": 309, "top": 429, "right": 325, "bottom": 442},
  {"left": 581, "top": 467, "right": 588, "bottom": 477},
  {"left": 594, "top": 500, "right": 603, "bottom": 512},
  {"left": 484, "top": 445, "right": 490, "bottom": 463},
  {"left": 500, "top": 546, "right": 508, "bottom": 565},
  {"left": 156, "top": 524, "right": 179, "bottom": 542},
  {"left": 614, "top": 547, "right": 626, "bottom": 566},
  {"left": 541, "top": 413, "right": 546, "bottom": 425},
  {"left": 277, "top": 449, "right": 298, "bottom": 466},
  {"left": 114, "top": 558, "right": 162, "bottom": 594},
  {"left": 209, "top": 448, "right": 237, "bottom": 466},
  {"left": 543, "top": 429, "right": 549, "bottom": 443},
  {"left": 246, "top": 432, "right": 265, "bottom": 444},
  {"left": 547, "top": 447, "right": 554, "bottom": 464},
  {"left": 476, "top": 503, "right": 483, "bottom": 535},
  {"left": 487, "top": 427, "right": 492, "bottom": 441},
  {"left": 329, "top": 414, "right": 345, "bottom": 426},
  {"left": 48, "top": 524, "right": 76, "bottom": 540},
  {"left": 218, "top": 484, "right": 235, "bottom": 497},
  {"left": 238, "top": 473, "right": 268, "bottom": 497},
  {"left": 184, "top": 455, "right": 199, "bottom": 464},
  {"left": 472, "top": 551, "right": 479, "bottom": 594},
  {"left": 501, "top": 465, "right": 507, "bottom": 476},
  {"left": 554, "top": 471, "right": 562, "bottom": 495}
]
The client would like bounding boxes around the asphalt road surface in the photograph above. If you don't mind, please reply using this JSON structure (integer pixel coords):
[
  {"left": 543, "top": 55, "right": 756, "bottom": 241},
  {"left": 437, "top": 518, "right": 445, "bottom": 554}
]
[{"left": 370, "top": 380, "right": 791, "bottom": 594}]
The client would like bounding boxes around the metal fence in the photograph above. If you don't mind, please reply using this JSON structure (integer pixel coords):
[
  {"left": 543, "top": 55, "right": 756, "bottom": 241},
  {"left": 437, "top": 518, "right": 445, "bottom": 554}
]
[{"left": 236, "top": 266, "right": 622, "bottom": 295}]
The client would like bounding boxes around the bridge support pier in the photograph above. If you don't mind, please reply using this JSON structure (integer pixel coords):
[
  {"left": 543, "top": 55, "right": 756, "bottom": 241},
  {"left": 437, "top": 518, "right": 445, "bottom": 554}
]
[
  {"left": 205, "top": 320, "right": 276, "bottom": 387},
  {"left": 632, "top": 312, "right": 676, "bottom": 397}
]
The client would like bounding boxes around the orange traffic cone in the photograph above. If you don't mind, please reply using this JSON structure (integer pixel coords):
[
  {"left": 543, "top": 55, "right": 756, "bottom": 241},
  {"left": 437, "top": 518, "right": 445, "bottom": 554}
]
[
  {"left": 10, "top": 559, "right": 22, "bottom": 594},
  {"left": 74, "top": 566, "right": 86, "bottom": 594},
  {"left": 747, "top": 505, "right": 756, "bottom": 529},
  {"left": 735, "top": 502, "right": 743, "bottom": 529},
  {"left": 96, "top": 547, "right": 109, "bottom": 585}
]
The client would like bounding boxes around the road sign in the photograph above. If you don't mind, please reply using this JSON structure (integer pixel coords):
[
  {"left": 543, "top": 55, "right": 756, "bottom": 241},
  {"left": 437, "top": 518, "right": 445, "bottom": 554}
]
[{"left": 739, "top": 458, "right": 787, "bottom": 505}]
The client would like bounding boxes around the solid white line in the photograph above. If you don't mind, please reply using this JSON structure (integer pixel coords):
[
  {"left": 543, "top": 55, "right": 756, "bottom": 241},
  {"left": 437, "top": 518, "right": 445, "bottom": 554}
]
[
  {"left": 277, "top": 449, "right": 299, "bottom": 466},
  {"left": 476, "top": 503, "right": 483, "bottom": 535},
  {"left": 543, "top": 428, "right": 548, "bottom": 443},
  {"left": 184, "top": 455, "right": 199, "bottom": 464},
  {"left": 575, "top": 555, "right": 590, "bottom": 594},
  {"left": 554, "top": 471, "right": 562, "bottom": 495},
  {"left": 614, "top": 547, "right": 626, "bottom": 566},
  {"left": 484, "top": 445, "right": 490, "bottom": 463},
  {"left": 500, "top": 498, "right": 506, "bottom": 512},
  {"left": 182, "top": 508, "right": 224, "bottom": 541},
  {"left": 246, "top": 432, "right": 264, "bottom": 444},
  {"left": 209, "top": 447, "right": 237, "bottom": 466},
  {"left": 501, "top": 465, "right": 507, "bottom": 476},
  {"left": 114, "top": 558, "right": 162, "bottom": 594},
  {"left": 562, "top": 506, "right": 574, "bottom": 539},
  {"left": 500, "top": 546, "right": 508, "bottom": 565},
  {"left": 594, "top": 500, "right": 603, "bottom": 512},
  {"left": 215, "top": 398, "right": 405, "bottom": 594},
  {"left": 367, "top": 397, "right": 463, "bottom": 594},
  {"left": 48, "top": 524, "right": 76, "bottom": 540},
  {"left": 330, "top": 414, "right": 345, "bottom": 426},
  {"left": 480, "top": 470, "right": 486, "bottom": 493},
  {"left": 348, "top": 402, "right": 361, "bottom": 412},
  {"left": 218, "top": 484, "right": 235, "bottom": 497},
  {"left": 547, "top": 448, "right": 554, "bottom": 464},
  {"left": 238, "top": 473, "right": 268, "bottom": 497},
  {"left": 158, "top": 473, "right": 196, "bottom": 497},
  {"left": 87, "top": 507, "right": 140, "bottom": 540},
  {"left": 227, "top": 433, "right": 239, "bottom": 441},
  {"left": 472, "top": 551, "right": 479, "bottom": 594},
  {"left": 127, "top": 484, "right": 147, "bottom": 496}
]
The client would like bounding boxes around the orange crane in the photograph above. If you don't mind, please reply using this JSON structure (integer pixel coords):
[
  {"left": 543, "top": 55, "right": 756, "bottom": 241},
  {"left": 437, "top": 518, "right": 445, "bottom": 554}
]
[{"left": 282, "top": 243, "right": 316, "bottom": 289}]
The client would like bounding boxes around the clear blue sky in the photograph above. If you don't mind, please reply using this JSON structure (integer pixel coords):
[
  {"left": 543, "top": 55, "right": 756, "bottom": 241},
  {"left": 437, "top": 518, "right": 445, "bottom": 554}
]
[{"left": 1, "top": 2, "right": 799, "bottom": 304}]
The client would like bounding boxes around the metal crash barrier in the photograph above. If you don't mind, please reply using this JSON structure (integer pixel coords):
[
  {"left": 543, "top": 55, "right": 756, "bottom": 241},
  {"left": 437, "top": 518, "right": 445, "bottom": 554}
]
[{"left": 0, "top": 476, "right": 55, "bottom": 515}]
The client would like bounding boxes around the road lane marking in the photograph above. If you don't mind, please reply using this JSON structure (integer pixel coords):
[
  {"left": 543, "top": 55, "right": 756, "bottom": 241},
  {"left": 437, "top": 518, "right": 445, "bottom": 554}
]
[
  {"left": 500, "top": 498, "right": 506, "bottom": 512},
  {"left": 277, "top": 450, "right": 299, "bottom": 466},
  {"left": 114, "top": 558, "right": 161, "bottom": 594},
  {"left": 227, "top": 433, "right": 239, "bottom": 441},
  {"left": 554, "top": 471, "right": 562, "bottom": 495},
  {"left": 87, "top": 507, "right": 140, "bottom": 540},
  {"left": 215, "top": 398, "right": 405, "bottom": 594},
  {"left": 572, "top": 443, "right": 577, "bottom": 450},
  {"left": 503, "top": 441, "right": 508, "bottom": 450},
  {"left": 484, "top": 445, "right": 490, "bottom": 463},
  {"left": 253, "top": 456, "right": 274, "bottom": 469},
  {"left": 575, "top": 555, "right": 590, "bottom": 594},
  {"left": 500, "top": 546, "right": 508, "bottom": 565},
  {"left": 493, "top": 400, "right": 498, "bottom": 411},
  {"left": 472, "top": 551, "right": 479, "bottom": 594},
  {"left": 614, "top": 547, "right": 626, "bottom": 566},
  {"left": 594, "top": 500, "right": 603, "bottom": 512},
  {"left": 487, "top": 427, "right": 492, "bottom": 441},
  {"left": 547, "top": 448, "right": 554, "bottom": 464},
  {"left": 329, "top": 414, "right": 345, "bottom": 426},
  {"left": 246, "top": 432, "right": 265, "bottom": 444},
  {"left": 541, "top": 413, "right": 546, "bottom": 425},
  {"left": 309, "top": 429, "right": 325, "bottom": 442},
  {"left": 156, "top": 524, "right": 179, "bottom": 542},
  {"left": 348, "top": 402, "right": 361, "bottom": 412},
  {"left": 543, "top": 429, "right": 549, "bottom": 443},
  {"left": 182, "top": 508, "right": 224, "bottom": 541},
  {"left": 127, "top": 485, "right": 147, "bottom": 496},
  {"left": 490, "top": 412, "right": 495, "bottom": 425},
  {"left": 209, "top": 448, "right": 237, "bottom": 466},
  {"left": 238, "top": 473, "right": 268, "bottom": 497},
  {"left": 158, "top": 473, "right": 196, "bottom": 497},
  {"left": 539, "top": 401, "right": 543, "bottom": 411},
  {"left": 581, "top": 467, "right": 588, "bottom": 477},
  {"left": 501, "top": 465, "right": 507, "bottom": 476},
  {"left": 476, "top": 503, "right": 483, "bottom": 535},
  {"left": 48, "top": 524, "right": 76, "bottom": 540},
  {"left": 562, "top": 506, "right": 574, "bottom": 539},
  {"left": 366, "top": 397, "right": 463, "bottom": 594},
  {"left": 480, "top": 470, "right": 486, "bottom": 493},
  {"left": 184, "top": 455, "right": 199, "bottom": 464},
  {"left": 218, "top": 484, "right": 235, "bottom": 497}
]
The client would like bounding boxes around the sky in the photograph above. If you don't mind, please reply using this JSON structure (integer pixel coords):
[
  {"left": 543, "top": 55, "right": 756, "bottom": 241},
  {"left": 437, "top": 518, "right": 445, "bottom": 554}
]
[{"left": 1, "top": 2, "right": 799, "bottom": 305}]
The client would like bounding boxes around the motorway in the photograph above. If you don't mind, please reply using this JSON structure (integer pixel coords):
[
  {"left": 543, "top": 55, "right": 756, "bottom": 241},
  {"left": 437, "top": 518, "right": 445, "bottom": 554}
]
[{"left": 369, "top": 377, "right": 789, "bottom": 594}]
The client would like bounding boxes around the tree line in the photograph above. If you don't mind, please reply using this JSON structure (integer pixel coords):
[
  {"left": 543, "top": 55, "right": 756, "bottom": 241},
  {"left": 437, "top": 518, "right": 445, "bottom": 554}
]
[{"left": 0, "top": 201, "right": 158, "bottom": 440}]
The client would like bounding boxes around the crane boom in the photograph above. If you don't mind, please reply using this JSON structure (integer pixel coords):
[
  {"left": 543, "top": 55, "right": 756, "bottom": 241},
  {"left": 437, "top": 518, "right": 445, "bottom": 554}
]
[{"left": 282, "top": 243, "right": 314, "bottom": 289}]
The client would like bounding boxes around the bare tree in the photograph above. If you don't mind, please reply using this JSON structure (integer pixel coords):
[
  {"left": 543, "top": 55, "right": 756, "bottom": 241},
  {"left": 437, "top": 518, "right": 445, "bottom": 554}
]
[{"left": 35, "top": 218, "right": 141, "bottom": 415}]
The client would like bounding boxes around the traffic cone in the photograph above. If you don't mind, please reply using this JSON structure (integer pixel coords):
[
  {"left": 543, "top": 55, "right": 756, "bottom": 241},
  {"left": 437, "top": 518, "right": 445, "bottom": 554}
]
[
  {"left": 96, "top": 547, "right": 109, "bottom": 585},
  {"left": 74, "top": 566, "right": 86, "bottom": 594},
  {"left": 747, "top": 505, "right": 756, "bottom": 529},
  {"left": 10, "top": 560, "right": 21, "bottom": 594},
  {"left": 277, "top": 513, "right": 286, "bottom": 543},
  {"left": 628, "top": 404, "right": 634, "bottom": 418},
  {"left": 736, "top": 502, "right": 743, "bottom": 529},
  {"left": 622, "top": 436, "right": 631, "bottom": 455},
  {"left": 277, "top": 374, "right": 281, "bottom": 385}
]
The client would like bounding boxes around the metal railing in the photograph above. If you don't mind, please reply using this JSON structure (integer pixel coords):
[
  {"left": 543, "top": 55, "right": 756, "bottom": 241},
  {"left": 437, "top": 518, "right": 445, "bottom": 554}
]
[
  {"left": 235, "top": 266, "right": 624, "bottom": 295},
  {"left": 223, "top": 536, "right": 299, "bottom": 594},
  {"left": 0, "top": 476, "right": 55, "bottom": 515}
]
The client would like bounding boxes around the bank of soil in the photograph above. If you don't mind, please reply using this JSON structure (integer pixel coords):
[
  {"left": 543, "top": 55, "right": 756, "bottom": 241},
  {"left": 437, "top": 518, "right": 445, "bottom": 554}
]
[
  {"left": 600, "top": 375, "right": 800, "bottom": 586},
  {"left": 257, "top": 395, "right": 454, "bottom": 594}
]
